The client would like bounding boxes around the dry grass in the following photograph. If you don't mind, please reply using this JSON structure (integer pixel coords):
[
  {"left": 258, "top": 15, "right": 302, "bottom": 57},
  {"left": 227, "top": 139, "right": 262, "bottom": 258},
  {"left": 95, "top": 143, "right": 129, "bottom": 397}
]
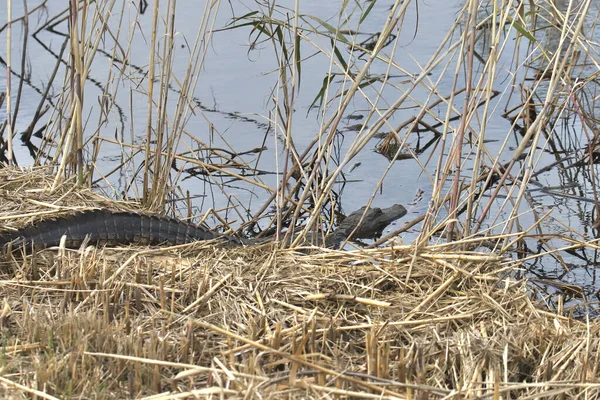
[
  {"left": 2, "top": 1, "right": 600, "bottom": 397},
  {"left": 0, "top": 167, "right": 598, "bottom": 399}
]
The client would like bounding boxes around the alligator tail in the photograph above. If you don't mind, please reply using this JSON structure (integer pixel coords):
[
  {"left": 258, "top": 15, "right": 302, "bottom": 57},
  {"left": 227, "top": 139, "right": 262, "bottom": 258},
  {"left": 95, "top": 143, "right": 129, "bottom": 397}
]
[{"left": 0, "top": 209, "right": 224, "bottom": 251}]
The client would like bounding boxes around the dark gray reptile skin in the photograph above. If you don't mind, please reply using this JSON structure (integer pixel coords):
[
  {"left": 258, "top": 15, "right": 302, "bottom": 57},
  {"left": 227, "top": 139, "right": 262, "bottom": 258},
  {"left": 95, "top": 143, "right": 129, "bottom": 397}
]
[
  {"left": 0, "top": 209, "right": 230, "bottom": 250},
  {"left": 0, "top": 204, "right": 407, "bottom": 251}
]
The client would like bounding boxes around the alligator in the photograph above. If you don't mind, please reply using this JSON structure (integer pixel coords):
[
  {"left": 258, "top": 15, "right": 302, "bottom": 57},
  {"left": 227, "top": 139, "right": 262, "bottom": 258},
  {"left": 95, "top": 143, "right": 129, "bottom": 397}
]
[
  {"left": 0, "top": 204, "right": 407, "bottom": 252},
  {"left": 0, "top": 209, "right": 229, "bottom": 251}
]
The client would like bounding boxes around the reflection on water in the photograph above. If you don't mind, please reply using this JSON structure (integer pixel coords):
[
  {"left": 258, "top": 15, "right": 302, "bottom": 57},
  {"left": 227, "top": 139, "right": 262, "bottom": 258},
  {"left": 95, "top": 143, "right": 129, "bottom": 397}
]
[{"left": 1, "top": 0, "right": 600, "bottom": 314}]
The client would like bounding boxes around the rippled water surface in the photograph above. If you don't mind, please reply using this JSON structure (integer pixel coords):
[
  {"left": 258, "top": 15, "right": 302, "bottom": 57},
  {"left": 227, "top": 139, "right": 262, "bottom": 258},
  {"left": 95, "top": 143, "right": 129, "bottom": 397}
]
[{"left": 2, "top": 0, "right": 600, "bottom": 312}]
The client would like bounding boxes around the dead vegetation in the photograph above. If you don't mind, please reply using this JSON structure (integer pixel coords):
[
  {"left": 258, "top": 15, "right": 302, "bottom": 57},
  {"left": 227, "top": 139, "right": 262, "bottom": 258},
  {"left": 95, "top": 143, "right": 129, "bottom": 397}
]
[
  {"left": 0, "top": 168, "right": 598, "bottom": 399},
  {"left": 2, "top": 0, "right": 600, "bottom": 397}
]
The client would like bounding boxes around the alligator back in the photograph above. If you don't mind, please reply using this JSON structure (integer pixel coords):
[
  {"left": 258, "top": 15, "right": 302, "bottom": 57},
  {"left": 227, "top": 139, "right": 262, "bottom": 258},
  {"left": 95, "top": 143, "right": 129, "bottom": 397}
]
[{"left": 0, "top": 209, "right": 227, "bottom": 251}]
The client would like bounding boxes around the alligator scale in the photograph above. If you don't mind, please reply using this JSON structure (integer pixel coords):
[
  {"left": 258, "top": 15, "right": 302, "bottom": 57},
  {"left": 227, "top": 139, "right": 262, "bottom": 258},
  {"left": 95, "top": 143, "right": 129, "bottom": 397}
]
[
  {"left": 0, "top": 204, "right": 407, "bottom": 251},
  {"left": 0, "top": 209, "right": 229, "bottom": 251}
]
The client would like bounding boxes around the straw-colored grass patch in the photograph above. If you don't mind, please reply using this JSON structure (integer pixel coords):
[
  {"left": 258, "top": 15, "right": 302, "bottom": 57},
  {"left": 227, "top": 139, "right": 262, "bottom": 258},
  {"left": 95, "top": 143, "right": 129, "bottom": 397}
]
[{"left": 0, "top": 168, "right": 598, "bottom": 399}]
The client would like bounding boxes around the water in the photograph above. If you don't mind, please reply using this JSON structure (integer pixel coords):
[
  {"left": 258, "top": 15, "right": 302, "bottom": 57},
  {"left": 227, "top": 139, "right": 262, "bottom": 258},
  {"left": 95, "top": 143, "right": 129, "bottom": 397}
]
[{"left": 1, "top": 0, "right": 600, "bottom": 313}]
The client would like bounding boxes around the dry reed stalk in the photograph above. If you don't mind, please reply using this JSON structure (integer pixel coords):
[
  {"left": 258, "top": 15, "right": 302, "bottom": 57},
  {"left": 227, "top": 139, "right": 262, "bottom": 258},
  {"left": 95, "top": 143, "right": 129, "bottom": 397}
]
[
  {"left": 4, "top": 0, "right": 13, "bottom": 164},
  {"left": 2, "top": 0, "right": 600, "bottom": 396},
  {"left": 142, "top": 0, "right": 160, "bottom": 206},
  {"left": 1, "top": 168, "right": 599, "bottom": 398}
]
